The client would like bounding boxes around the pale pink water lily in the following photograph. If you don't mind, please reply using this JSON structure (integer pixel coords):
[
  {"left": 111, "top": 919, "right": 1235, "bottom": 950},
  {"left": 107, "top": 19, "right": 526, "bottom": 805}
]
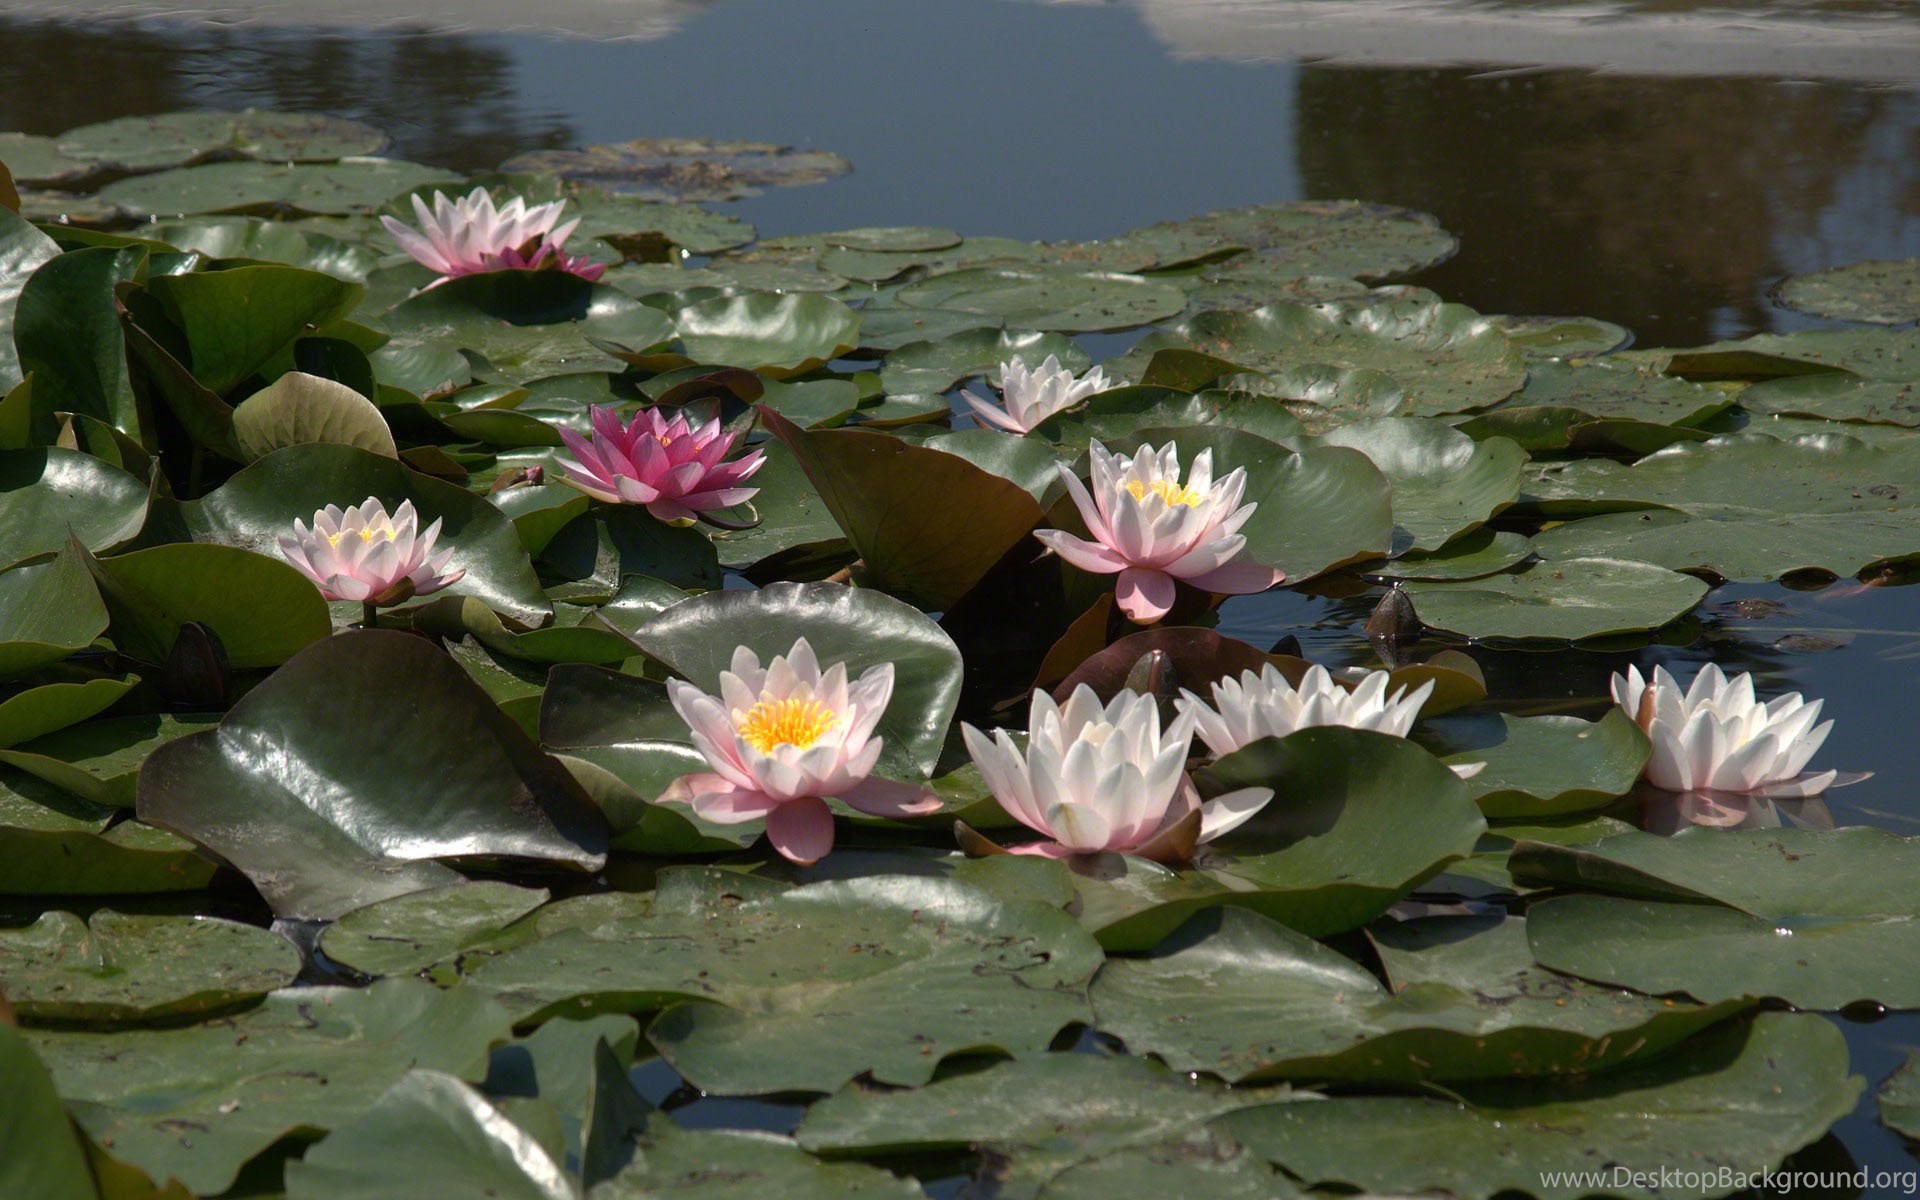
[
  {"left": 964, "top": 354, "right": 1110, "bottom": 434},
  {"left": 961, "top": 685, "right": 1274, "bottom": 861},
  {"left": 1177, "top": 663, "right": 1482, "bottom": 779},
  {"left": 661, "top": 638, "right": 940, "bottom": 865},
  {"left": 1611, "top": 663, "right": 1867, "bottom": 799},
  {"left": 381, "top": 187, "right": 605, "bottom": 287},
  {"left": 277, "top": 497, "right": 464, "bottom": 605},
  {"left": 557, "top": 405, "right": 766, "bottom": 525},
  {"left": 1035, "top": 440, "right": 1286, "bottom": 624}
]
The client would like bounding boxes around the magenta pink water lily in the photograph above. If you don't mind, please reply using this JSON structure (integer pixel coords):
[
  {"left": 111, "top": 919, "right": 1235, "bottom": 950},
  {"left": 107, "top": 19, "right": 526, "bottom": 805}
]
[
  {"left": 660, "top": 638, "right": 941, "bottom": 865},
  {"left": 961, "top": 685, "right": 1273, "bottom": 861},
  {"left": 1035, "top": 440, "right": 1286, "bottom": 624},
  {"left": 557, "top": 405, "right": 767, "bottom": 525},
  {"left": 1612, "top": 663, "right": 1867, "bottom": 799},
  {"left": 964, "top": 354, "right": 1110, "bottom": 433},
  {"left": 381, "top": 187, "right": 606, "bottom": 287},
  {"left": 277, "top": 497, "right": 464, "bottom": 605}
]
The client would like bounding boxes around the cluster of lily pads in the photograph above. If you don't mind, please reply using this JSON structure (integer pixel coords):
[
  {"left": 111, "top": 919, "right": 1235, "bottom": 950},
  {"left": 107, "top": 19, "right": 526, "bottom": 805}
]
[{"left": 3, "top": 108, "right": 1920, "bottom": 1200}]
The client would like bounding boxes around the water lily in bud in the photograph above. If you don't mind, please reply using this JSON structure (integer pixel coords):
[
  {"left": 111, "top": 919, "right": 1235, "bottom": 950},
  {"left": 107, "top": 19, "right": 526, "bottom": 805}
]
[
  {"left": 661, "top": 638, "right": 940, "bottom": 865},
  {"left": 1176, "top": 663, "right": 1482, "bottom": 778},
  {"left": 960, "top": 685, "right": 1274, "bottom": 861},
  {"left": 557, "top": 404, "right": 766, "bottom": 525},
  {"left": 964, "top": 354, "right": 1110, "bottom": 434},
  {"left": 1611, "top": 663, "right": 1866, "bottom": 798},
  {"left": 381, "top": 187, "right": 605, "bottom": 287},
  {"left": 1035, "top": 441, "right": 1286, "bottom": 624},
  {"left": 277, "top": 497, "right": 464, "bottom": 605}
]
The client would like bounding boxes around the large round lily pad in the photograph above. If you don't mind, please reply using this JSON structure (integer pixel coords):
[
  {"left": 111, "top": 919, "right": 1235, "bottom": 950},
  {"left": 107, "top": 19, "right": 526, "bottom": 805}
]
[
  {"left": 1773, "top": 257, "right": 1920, "bottom": 326},
  {"left": 1131, "top": 199, "right": 1457, "bottom": 281},
  {"left": 0, "top": 910, "right": 298, "bottom": 1023},
  {"left": 896, "top": 267, "right": 1188, "bottom": 333},
  {"left": 1404, "top": 557, "right": 1709, "bottom": 641},
  {"left": 468, "top": 874, "right": 1103, "bottom": 1093},
  {"left": 57, "top": 109, "right": 387, "bottom": 171},
  {"left": 502, "top": 139, "right": 851, "bottom": 203},
  {"left": 136, "top": 630, "right": 607, "bottom": 919},
  {"left": 318, "top": 881, "right": 550, "bottom": 979},
  {"left": 1415, "top": 711, "right": 1649, "bottom": 818},
  {"left": 1456, "top": 359, "right": 1729, "bottom": 454},
  {"left": 87, "top": 542, "right": 333, "bottom": 669},
  {"left": 1310, "top": 417, "right": 1526, "bottom": 552},
  {"left": 0, "top": 770, "right": 214, "bottom": 895},
  {"left": 1739, "top": 374, "right": 1920, "bottom": 426},
  {"left": 670, "top": 291, "right": 859, "bottom": 377},
  {"left": 1531, "top": 508, "right": 1920, "bottom": 581}
]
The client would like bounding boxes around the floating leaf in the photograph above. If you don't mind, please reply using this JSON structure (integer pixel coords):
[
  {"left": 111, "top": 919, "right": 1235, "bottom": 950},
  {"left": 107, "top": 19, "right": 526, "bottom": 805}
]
[
  {"left": 1740, "top": 373, "right": 1920, "bottom": 426},
  {"left": 896, "top": 267, "right": 1188, "bottom": 333},
  {"left": 1131, "top": 200, "right": 1456, "bottom": 281},
  {"left": 668, "top": 291, "right": 860, "bottom": 377},
  {"left": 99, "top": 158, "right": 462, "bottom": 218},
  {"left": 0, "top": 1024, "right": 99, "bottom": 1200},
  {"left": 136, "top": 630, "right": 607, "bottom": 919},
  {"left": 0, "top": 207, "right": 62, "bottom": 392},
  {"left": 1531, "top": 508, "right": 1920, "bottom": 582},
  {"left": 1309, "top": 417, "right": 1525, "bottom": 552},
  {"left": 0, "top": 713, "right": 214, "bottom": 809},
  {"left": 594, "top": 1126, "right": 927, "bottom": 1200},
  {"left": 1773, "top": 257, "right": 1920, "bottom": 326},
  {"left": 15, "top": 244, "right": 147, "bottom": 439},
  {"left": 0, "top": 770, "right": 214, "bottom": 894},
  {"left": 1881, "top": 1052, "right": 1920, "bottom": 1141},
  {"left": 1416, "top": 711, "right": 1649, "bottom": 818},
  {"left": 1368, "top": 529, "right": 1533, "bottom": 581},
  {"left": 502, "top": 139, "right": 851, "bottom": 203},
  {"left": 0, "top": 546, "right": 108, "bottom": 679},
  {"left": 882, "top": 327, "right": 1088, "bottom": 395},
  {"left": 318, "top": 881, "right": 550, "bottom": 979},
  {"left": 0, "top": 448, "right": 148, "bottom": 566},
  {"left": 380, "top": 271, "right": 672, "bottom": 386},
  {"left": 0, "top": 910, "right": 298, "bottom": 1024},
  {"left": 87, "top": 542, "right": 333, "bottom": 669},
  {"left": 1404, "top": 557, "right": 1708, "bottom": 641}
]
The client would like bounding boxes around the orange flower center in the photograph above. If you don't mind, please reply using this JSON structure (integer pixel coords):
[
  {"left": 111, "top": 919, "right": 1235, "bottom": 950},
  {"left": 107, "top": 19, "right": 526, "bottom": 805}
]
[
  {"left": 1125, "top": 478, "right": 1204, "bottom": 508},
  {"left": 738, "top": 697, "right": 838, "bottom": 753}
]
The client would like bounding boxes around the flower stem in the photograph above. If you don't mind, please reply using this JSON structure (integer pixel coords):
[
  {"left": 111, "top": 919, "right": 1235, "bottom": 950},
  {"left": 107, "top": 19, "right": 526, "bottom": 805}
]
[{"left": 361, "top": 602, "right": 380, "bottom": 630}]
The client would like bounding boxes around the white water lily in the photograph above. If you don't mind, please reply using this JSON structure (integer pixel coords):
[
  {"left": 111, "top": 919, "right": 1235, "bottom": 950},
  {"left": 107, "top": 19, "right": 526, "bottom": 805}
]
[
  {"left": 661, "top": 638, "right": 939, "bottom": 865},
  {"left": 1611, "top": 663, "right": 1864, "bottom": 798},
  {"left": 277, "top": 497, "right": 463, "bottom": 605},
  {"left": 964, "top": 354, "right": 1110, "bottom": 433},
  {"left": 380, "top": 187, "right": 604, "bottom": 287},
  {"left": 1176, "top": 663, "right": 1482, "bottom": 778},
  {"left": 961, "top": 685, "right": 1274, "bottom": 859},
  {"left": 1035, "top": 440, "right": 1285, "bottom": 623}
]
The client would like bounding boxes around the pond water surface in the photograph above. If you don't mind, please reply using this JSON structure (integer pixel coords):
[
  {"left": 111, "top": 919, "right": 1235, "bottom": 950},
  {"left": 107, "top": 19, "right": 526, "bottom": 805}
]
[{"left": 6, "top": 2, "right": 1920, "bottom": 1195}]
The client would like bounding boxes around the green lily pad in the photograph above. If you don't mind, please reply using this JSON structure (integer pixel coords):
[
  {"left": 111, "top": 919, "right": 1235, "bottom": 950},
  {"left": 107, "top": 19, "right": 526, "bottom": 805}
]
[
  {"left": 0, "top": 675, "right": 135, "bottom": 750},
  {"left": 1131, "top": 200, "right": 1456, "bottom": 281},
  {"left": 0, "top": 448, "right": 148, "bottom": 567},
  {"left": 1456, "top": 359, "right": 1729, "bottom": 454},
  {"left": 1649, "top": 326, "right": 1920, "bottom": 382},
  {"left": 469, "top": 874, "right": 1103, "bottom": 1093},
  {"left": 25, "top": 979, "right": 511, "bottom": 1195},
  {"left": 1738, "top": 373, "right": 1920, "bottom": 426},
  {"left": 86, "top": 542, "right": 333, "bottom": 669},
  {"left": 0, "top": 713, "right": 215, "bottom": 810},
  {"left": 0, "top": 132, "right": 93, "bottom": 186},
  {"left": 148, "top": 216, "right": 379, "bottom": 280},
  {"left": 1403, "top": 557, "right": 1709, "bottom": 641},
  {"left": 0, "top": 769, "right": 215, "bottom": 894},
  {"left": 823, "top": 226, "right": 961, "bottom": 253},
  {"left": 136, "top": 630, "right": 607, "bottom": 919},
  {"left": 1531, "top": 508, "right": 1920, "bottom": 581},
  {"left": 1488, "top": 314, "right": 1633, "bottom": 357},
  {"left": 882, "top": 327, "right": 1089, "bottom": 395},
  {"left": 380, "top": 271, "right": 673, "bottom": 386},
  {"left": 629, "top": 580, "right": 962, "bottom": 779},
  {"left": 1369, "top": 529, "right": 1534, "bottom": 581},
  {"left": 763, "top": 409, "right": 1046, "bottom": 610},
  {"left": 503, "top": 139, "right": 851, "bottom": 203},
  {"left": 143, "top": 263, "right": 363, "bottom": 396},
  {"left": 0, "top": 207, "right": 62, "bottom": 393},
  {"left": 1309, "top": 417, "right": 1526, "bottom": 552},
  {"left": 57, "top": 110, "right": 386, "bottom": 171},
  {"left": 99, "top": 158, "right": 462, "bottom": 218},
  {"left": 596, "top": 1125, "right": 926, "bottom": 1200},
  {"left": 567, "top": 191, "right": 756, "bottom": 256},
  {"left": 1773, "top": 257, "right": 1920, "bottom": 326},
  {"left": 1516, "top": 827, "right": 1920, "bottom": 1009},
  {"left": 896, "top": 267, "right": 1188, "bottom": 333},
  {"left": 668, "top": 291, "right": 860, "bottom": 378},
  {"left": 1215, "top": 1013, "right": 1859, "bottom": 1200},
  {"left": 15, "top": 244, "right": 148, "bottom": 440},
  {"left": 0, "top": 910, "right": 299, "bottom": 1024},
  {"left": 1091, "top": 908, "right": 1746, "bottom": 1084},
  {"left": 1416, "top": 711, "right": 1650, "bottom": 818},
  {"left": 1881, "top": 1051, "right": 1920, "bottom": 1141},
  {"left": 184, "top": 442, "right": 551, "bottom": 626},
  {"left": 1031, "top": 387, "right": 1303, "bottom": 451},
  {"left": 0, "top": 1024, "right": 105, "bottom": 1200},
  {"left": 231, "top": 370, "right": 396, "bottom": 460},
  {"left": 318, "top": 881, "right": 550, "bottom": 979},
  {"left": 0, "top": 546, "right": 109, "bottom": 679}
]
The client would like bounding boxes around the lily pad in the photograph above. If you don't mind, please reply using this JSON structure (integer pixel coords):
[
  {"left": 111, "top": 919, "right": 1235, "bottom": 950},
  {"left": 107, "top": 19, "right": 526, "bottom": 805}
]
[
  {"left": 57, "top": 109, "right": 387, "bottom": 171},
  {"left": 895, "top": 267, "right": 1188, "bottom": 333},
  {"left": 1488, "top": 314, "right": 1633, "bottom": 357},
  {"left": 1031, "top": 386, "right": 1303, "bottom": 451},
  {"left": 1773, "top": 257, "right": 1920, "bottom": 325},
  {"left": 629, "top": 580, "right": 963, "bottom": 779},
  {"left": 1404, "top": 557, "right": 1709, "bottom": 641},
  {"left": 1131, "top": 199, "right": 1456, "bottom": 281},
  {"left": 1881, "top": 1052, "right": 1920, "bottom": 1141},
  {"left": 0, "top": 547, "right": 109, "bottom": 679},
  {"left": 1531, "top": 508, "right": 1920, "bottom": 581},
  {"left": 501, "top": 139, "right": 851, "bottom": 203},
  {"left": 1091, "top": 908, "right": 1746, "bottom": 1083},
  {"left": 99, "top": 158, "right": 463, "bottom": 218},
  {"left": 0, "top": 770, "right": 215, "bottom": 894},
  {"left": 823, "top": 226, "right": 961, "bottom": 253},
  {"left": 1415, "top": 711, "right": 1650, "bottom": 818},
  {"left": 0, "top": 132, "right": 93, "bottom": 186},
  {"left": 1738, "top": 373, "right": 1920, "bottom": 426},
  {"left": 318, "top": 881, "right": 551, "bottom": 979},
  {"left": 25, "top": 979, "right": 511, "bottom": 1195},
  {"left": 136, "top": 630, "right": 607, "bottom": 919},
  {"left": 0, "top": 713, "right": 215, "bottom": 810},
  {"left": 1650, "top": 326, "right": 1920, "bottom": 382},
  {"left": 1309, "top": 417, "right": 1526, "bottom": 552},
  {"left": 468, "top": 874, "right": 1103, "bottom": 1093},
  {"left": 14, "top": 244, "right": 148, "bottom": 440},
  {"left": 882, "top": 327, "right": 1089, "bottom": 395},
  {"left": 148, "top": 216, "right": 381, "bottom": 282},
  {"left": 0, "top": 207, "right": 62, "bottom": 393},
  {"left": 0, "top": 448, "right": 148, "bottom": 567},
  {"left": 144, "top": 263, "right": 363, "bottom": 396},
  {"left": 1456, "top": 359, "right": 1729, "bottom": 454},
  {"left": 86, "top": 542, "right": 333, "bottom": 668},
  {"left": 669, "top": 291, "right": 860, "bottom": 378},
  {"left": 596, "top": 1125, "right": 927, "bottom": 1200},
  {"left": 1215, "top": 1013, "right": 1859, "bottom": 1200},
  {"left": 0, "top": 910, "right": 299, "bottom": 1024},
  {"left": 229, "top": 369, "right": 397, "bottom": 460},
  {"left": 1516, "top": 826, "right": 1920, "bottom": 1009},
  {"left": 1368, "top": 528, "right": 1534, "bottom": 581}
]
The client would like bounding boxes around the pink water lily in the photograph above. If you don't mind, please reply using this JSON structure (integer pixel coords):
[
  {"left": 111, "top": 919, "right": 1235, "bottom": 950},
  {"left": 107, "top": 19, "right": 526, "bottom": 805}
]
[
  {"left": 381, "top": 187, "right": 605, "bottom": 287},
  {"left": 557, "top": 405, "right": 766, "bottom": 525},
  {"left": 1035, "top": 440, "right": 1286, "bottom": 623},
  {"left": 661, "top": 638, "right": 941, "bottom": 865},
  {"left": 277, "top": 497, "right": 464, "bottom": 605}
]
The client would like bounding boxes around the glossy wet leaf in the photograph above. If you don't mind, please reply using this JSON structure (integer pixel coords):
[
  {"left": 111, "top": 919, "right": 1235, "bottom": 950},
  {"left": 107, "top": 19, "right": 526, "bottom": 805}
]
[
  {"left": 0, "top": 547, "right": 109, "bottom": 679},
  {"left": 0, "top": 1024, "right": 98, "bottom": 1200},
  {"left": 1773, "top": 256, "right": 1920, "bottom": 325},
  {"left": 144, "top": 263, "right": 362, "bottom": 396},
  {"left": 99, "top": 158, "right": 462, "bottom": 218},
  {"left": 0, "top": 207, "right": 61, "bottom": 392},
  {"left": 1216, "top": 1013, "right": 1859, "bottom": 1200},
  {"left": 1404, "top": 557, "right": 1709, "bottom": 640},
  {"left": 184, "top": 443, "right": 551, "bottom": 625},
  {"left": 14, "top": 243, "right": 146, "bottom": 438},
  {"left": 1309, "top": 417, "right": 1526, "bottom": 551},
  {"left": 231, "top": 369, "right": 397, "bottom": 460},
  {"left": 1133, "top": 199, "right": 1456, "bottom": 280},
  {"left": 670, "top": 291, "right": 859, "bottom": 377},
  {"left": 87, "top": 542, "right": 333, "bottom": 668},
  {"left": 0, "top": 772, "right": 214, "bottom": 895},
  {"left": 1881, "top": 1052, "right": 1920, "bottom": 1141},
  {"left": 319, "top": 881, "right": 551, "bottom": 979},
  {"left": 1369, "top": 528, "right": 1533, "bottom": 581},
  {"left": 1465, "top": 357, "right": 1727, "bottom": 456},
  {"left": 594, "top": 1126, "right": 926, "bottom": 1200},
  {"left": 0, "top": 910, "right": 298, "bottom": 1024},
  {"left": 136, "top": 630, "right": 607, "bottom": 919},
  {"left": 470, "top": 874, "right": 1102, "bottom": 1093},
  {"left": 0, "top": 448, "right": 148, "bottom": 566},
  {"left": 1532, "top": 508, "right": 1920, "bottom": 581},
  {"left": 1091, "top": 908, "right": 1745, "bottom": 1084},
  {"left": 896, "top": 267, "right": 1187, "bottom": 333},
  {"left": 1030, "top": 386, "right": 1304, "bottom": 451},
  {"left": 883, "top": 327, "right": 1089, "bottom": 395},
  {"left": 1417, "top": 711, "right": 1649, "bottom": 818},
  {"left": 381, "top": 270, "right": 673, "bottom": 386},
  {"left": 25, "top": 979, "right": 511, "bottom": 1195},
  {"left": 629, "top": 580, "right": 962, "bottom": 779},
  {"left": 285, "top": 1070, "right": 575, "bottom": 1200},
  {"left": 1516, "top": 826, "right": 1920, "bottom": 1008},
  {"left": 503, "top": 138, "right": 851, "bottom": 203}
]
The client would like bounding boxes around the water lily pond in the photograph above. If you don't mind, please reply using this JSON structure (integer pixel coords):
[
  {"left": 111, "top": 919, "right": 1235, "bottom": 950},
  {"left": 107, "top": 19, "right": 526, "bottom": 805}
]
[{"left": 3, "top": 3, "right": 1920, "bottom": 1198}]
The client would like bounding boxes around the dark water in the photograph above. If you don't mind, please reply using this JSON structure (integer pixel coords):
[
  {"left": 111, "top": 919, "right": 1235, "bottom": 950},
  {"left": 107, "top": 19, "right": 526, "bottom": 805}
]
[{"left": 5, "top": 2, "right": 1920, "bottom": 1194}]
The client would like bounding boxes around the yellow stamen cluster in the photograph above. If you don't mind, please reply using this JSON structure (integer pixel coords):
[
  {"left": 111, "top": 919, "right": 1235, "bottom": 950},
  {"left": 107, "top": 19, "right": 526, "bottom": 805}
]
[
  {"left": 737, "top": 696, "right": 838, "bottom": 753},
  {"left": 327, "top": 526, "right": 399, "bottom": 548},
  {"left": 1125, "top": 478, "right": 1205, "bottom": 508}
]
